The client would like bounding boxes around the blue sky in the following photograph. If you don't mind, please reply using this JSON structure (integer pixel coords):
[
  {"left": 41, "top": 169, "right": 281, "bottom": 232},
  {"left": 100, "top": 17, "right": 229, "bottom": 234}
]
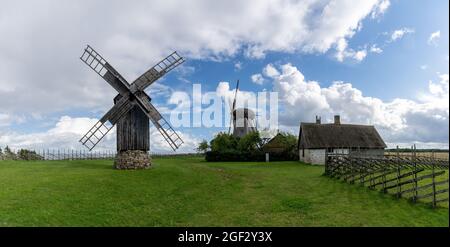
[{"left": 0, "top": 0, "right": 448, "bottom": 152}]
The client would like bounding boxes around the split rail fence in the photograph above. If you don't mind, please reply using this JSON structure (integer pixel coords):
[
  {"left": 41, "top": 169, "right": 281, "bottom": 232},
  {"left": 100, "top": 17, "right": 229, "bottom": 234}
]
[
  {"left": 0, "top": 149, "right": 200, "bottom": 161},
  {"left": 325, "top": 153, "right": 449, "bottom": 208}
]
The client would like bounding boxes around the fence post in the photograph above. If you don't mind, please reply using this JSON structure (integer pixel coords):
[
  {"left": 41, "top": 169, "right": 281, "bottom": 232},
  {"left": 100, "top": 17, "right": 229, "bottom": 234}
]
[
  {"left": 432, "top": 162, "right": 437, "bottom": 208},
  {"left": 396, "top": 146, "right": 402, "bottom": 198},
  {"left": 412, "top": 144, "right": 418, "bottom": 203},
  {"left": 382, "top": 159, "right": 387, "bottom": 192},
  {"left": 324, "top": 149, "right": 328, "bottom": 175}
]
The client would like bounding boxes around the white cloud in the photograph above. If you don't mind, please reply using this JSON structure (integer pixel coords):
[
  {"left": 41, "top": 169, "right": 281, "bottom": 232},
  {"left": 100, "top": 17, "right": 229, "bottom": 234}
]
[
  {"left": 370, "top": 44, "right": 383, "bottom": 53},
  {"left": 251, "top": 74, "right": 265, "bottom": 85},
  {"left": 334, "top": 38, "right": 367, "bottom": 62},
  {"left": 371, "top": 0, "right": 390, "bottom": 19},
  {"left": 216, "top": 81, "right": 257, "bottom": 112},
  {"left": 428, "top": 30, "right": 441, "bottom": 46},
  {"left": 234, "top": 61, "right": 243, "bottom": 71},
  {"left": 263, "top": 64, "right": 280, "bottom": 77},
  {"left": 0, "top": 114, "right": 14, "bottom": 127},
  {"left": 0, "top": 116, "right": 105, "bottom": 150},
  {"left": 0, "top": 113, "right": 26, "bottom": 127},
  {"left": 353, "top": 50, "right": 368, "bottom": 61},
  {"left": 0, "top": 116, "right": 200, "bottom": 153},
  {"left": 389, "top": 28, "right": 415, "bottom": 42},
  {"left": 420, "top": 65, "right": 428, "bottom": 70},
  {"left": 260, "top": 63, "right": 449, "bottom": 148},
  {"left": 0, "top": 0, "right": 390, "bottom": 120}
]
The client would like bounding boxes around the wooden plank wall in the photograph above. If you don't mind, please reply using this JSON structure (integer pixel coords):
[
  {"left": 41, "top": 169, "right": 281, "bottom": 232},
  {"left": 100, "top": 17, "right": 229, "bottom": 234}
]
[{"left": 116, "top": 105, "right": 150, "bottom": 151}]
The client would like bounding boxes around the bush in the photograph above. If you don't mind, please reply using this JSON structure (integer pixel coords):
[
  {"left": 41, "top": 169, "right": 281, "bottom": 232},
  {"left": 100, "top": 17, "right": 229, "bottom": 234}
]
[
  {"left": 205, "top": 150, "right": 298, "bottom": 162},
  {"left": 205, "top": 131, "right": 298, "bottom": 162},
  {"left": 210, "top": 132, "right": 239, "bottom": 152},
  {"left": 1, "top": 146, "right": 16, "bottom": 160},
  {"left": 237, "top": 131, "right": 263, "bottom": 152},
  {"left": 17, "top": 149, "right": 43, "bottom": 160}
]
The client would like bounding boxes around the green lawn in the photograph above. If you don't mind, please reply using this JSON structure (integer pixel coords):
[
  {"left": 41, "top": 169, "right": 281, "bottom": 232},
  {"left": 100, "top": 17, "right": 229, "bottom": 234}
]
[{"left": 0, "top": 156, "right": 448, "bottom": 226}]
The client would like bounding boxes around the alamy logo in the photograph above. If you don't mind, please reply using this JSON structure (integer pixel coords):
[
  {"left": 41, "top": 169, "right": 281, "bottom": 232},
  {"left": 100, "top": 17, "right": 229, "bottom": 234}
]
[{"left": 168, "top": 84, "right": 279, "bottom": 131}]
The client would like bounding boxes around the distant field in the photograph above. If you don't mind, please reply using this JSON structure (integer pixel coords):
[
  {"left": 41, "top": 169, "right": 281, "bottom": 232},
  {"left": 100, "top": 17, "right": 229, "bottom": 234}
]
[
  {"left": 0, "top": 157, "right": 448, "bottom": 226},
  {"left": 385, "top": 152, "right": 449, "bottom": 161}
]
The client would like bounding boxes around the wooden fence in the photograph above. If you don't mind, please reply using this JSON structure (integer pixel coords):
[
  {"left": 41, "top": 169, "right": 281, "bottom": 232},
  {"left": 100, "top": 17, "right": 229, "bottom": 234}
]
[
  {"left": 0, "top": 149, "right": 201, "bottom": 161},
  {"left": 324, "top": 153, "right": 449, "bottom": 208}
]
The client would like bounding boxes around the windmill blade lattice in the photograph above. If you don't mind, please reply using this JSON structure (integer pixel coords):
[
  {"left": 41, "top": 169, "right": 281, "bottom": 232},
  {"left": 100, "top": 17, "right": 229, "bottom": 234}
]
[
  {"left": 78, "top": 45, "right": 185, "bottom": 151},
  {"left": 132, "top": 51, "right": 185, "bottom": 91},
  {"left": 80, "top": 45, "right": 130, "bottom": 95}
]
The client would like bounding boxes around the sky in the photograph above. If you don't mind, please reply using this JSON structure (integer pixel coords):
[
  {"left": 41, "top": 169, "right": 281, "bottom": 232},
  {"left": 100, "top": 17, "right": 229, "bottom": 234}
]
[{"left": 0, "top": 0, "right": 448, "bottom": 153}]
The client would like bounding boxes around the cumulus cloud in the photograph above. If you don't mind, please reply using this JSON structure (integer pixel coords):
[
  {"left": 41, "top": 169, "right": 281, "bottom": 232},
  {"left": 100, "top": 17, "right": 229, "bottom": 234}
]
[
  {"left": 369, "top": 44, "right": 383, "bottom": 53},
  {"left": 371, "top": 0, "right": 390, "bottom": 19},
  {"left": 389, "top": 28, "right": 415, "bottom": 42},
  {"left": 428, "top": 30, "right": 441, "bottom": 46},
  {"left": 259, "top": 63, "right": 449, "bottom": 148},
  {"left": 0, "top": 0, "right": 389, "bottom": 119},
  {"left": 263, "top": 64, "right": 280, "bottom": 77},
  {"left": 251, "top": 74, "right": 265, "bottom": 85},
  {"left": 335, "top": 38, "right": 367, "bottom": 62},
  {"left": 216, "top": 82, "right": 257, "bottom": 111},
  {"left": 0, "top": 116, "right": 200, "bottom": 153}
]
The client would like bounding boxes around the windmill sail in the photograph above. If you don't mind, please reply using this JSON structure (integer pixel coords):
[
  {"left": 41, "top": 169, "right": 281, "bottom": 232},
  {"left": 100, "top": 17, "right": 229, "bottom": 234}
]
[
  {"left": 79, "top": 45, "right": 184, "bottom": 152},
  {"left": 79, "top": 96, "right": 134, "bottom": 150},
  {"left": 80, "top": 45, "right": 130, "bottom": 95},
  {"left": 132, "top": 51, "right": 185, "bottom": 91},
  {"left": 134, "top": 93, "right": 184, "bottom": 151},
  {"left": 228, "top": 80, "right": 240, "bottom": 134}
]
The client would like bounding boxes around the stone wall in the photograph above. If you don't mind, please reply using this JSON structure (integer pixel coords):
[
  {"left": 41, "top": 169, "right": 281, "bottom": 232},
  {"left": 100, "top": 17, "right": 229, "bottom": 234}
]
[
  {"left": 308, "top": 149, "right": 326, "bottom": 165},
  {"left": 299, "top": 148, "right": 385, "bottom": 165},
  {"left": 114, "top": 150, "right": 151, "bottom": 170}
]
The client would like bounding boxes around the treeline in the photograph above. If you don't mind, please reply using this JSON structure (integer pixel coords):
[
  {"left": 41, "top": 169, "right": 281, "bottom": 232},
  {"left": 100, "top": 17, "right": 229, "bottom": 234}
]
[
  {"left": 198, "top": 132, "right": 299, "bottom": 162},
  {"left": 0, "top": 146, "right": 44, "bottom": 160}
]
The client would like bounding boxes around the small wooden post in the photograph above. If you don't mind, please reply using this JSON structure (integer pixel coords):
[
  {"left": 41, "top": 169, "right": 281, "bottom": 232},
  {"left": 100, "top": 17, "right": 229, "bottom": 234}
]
[
  {"left": 431, "top": 162, "right": 437, "bottom": 208},
  {"left": 324, "top": 148, "right": 328, "bottom": 175},
  {"left": 382, "top": 160, "right": 387, "bottom": 192},
  {"left": 396, "top": 146, "right": 401, "bottom": 198},
  {"left": 412, "top": 144, "right": 418, "bottom": 202}
]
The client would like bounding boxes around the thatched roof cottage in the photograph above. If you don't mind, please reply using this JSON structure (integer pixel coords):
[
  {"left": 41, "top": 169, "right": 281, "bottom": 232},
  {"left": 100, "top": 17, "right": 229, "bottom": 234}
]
[{"left": 298, "top": 115, "right": 386, "bottom": 165}]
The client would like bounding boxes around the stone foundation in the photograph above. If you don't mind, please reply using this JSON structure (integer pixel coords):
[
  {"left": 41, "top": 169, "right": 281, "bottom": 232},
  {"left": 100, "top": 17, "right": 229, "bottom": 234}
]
[{"left": 114, "top": 150, "right": 151, "bottom": 170}]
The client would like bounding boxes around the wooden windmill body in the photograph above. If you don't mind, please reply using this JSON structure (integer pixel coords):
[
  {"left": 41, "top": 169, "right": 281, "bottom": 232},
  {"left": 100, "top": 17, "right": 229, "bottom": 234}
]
[
  {"left": 228, "top": 80, "right": 257, "bottom": 138},
  {"left": 79, "top": 45, "right": 185, "bottom": 169}
]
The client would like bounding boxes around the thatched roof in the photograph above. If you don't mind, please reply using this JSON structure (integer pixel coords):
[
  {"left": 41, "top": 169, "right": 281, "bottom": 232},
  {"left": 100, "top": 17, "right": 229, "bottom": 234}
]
[{"left": 298, "top": 123, "right": 386, "bottom": 149}]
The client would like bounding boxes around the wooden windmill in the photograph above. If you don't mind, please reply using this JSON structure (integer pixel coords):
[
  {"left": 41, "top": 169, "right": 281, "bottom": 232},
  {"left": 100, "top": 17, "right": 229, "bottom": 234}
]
[
  {"left": 79, "top": 45, "right": 185, "bottom": 169},
  {"left": 228, "top": 80, "right": 257, "bottom": 138}
]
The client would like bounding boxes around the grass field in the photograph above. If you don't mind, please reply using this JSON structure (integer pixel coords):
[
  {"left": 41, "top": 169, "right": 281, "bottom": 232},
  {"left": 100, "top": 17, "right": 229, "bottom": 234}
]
[{"left": 0, "top": 156, "right": 448, "bottom": 227}]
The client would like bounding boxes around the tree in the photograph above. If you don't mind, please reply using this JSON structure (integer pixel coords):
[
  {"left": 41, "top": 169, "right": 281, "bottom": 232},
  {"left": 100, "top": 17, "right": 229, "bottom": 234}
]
[
  {"left": 210, "top": 132, "right": 238, "bottom": 152},
  {"left": 279, "top": 132, "right": 298, "bottom": 153},
  {"left": 3, "top": 146, "right": 16, "bottom": 160},
  {"left": 17, "top": 149, "right": 43, "bottom": 160},
  {"left": 196, "top": 140, "right": 209, "bottom": 154},
  {"left": 237, "top": 131, "right": 263, "bottom": 152}
]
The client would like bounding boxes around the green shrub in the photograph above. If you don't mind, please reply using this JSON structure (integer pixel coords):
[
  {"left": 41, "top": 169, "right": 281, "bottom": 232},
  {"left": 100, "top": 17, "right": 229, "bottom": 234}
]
[
  {"left": 17, "top": 149, "right": 43, "bottom": 161},
  {"left": 205, "top": 131, "right": 298, "bottom": 162},
  {"left": 205, "top": 150, "right": 298, "bottom": 162},
  {"left": 210, "top": 132, "right": 238, "bottom": 152}
]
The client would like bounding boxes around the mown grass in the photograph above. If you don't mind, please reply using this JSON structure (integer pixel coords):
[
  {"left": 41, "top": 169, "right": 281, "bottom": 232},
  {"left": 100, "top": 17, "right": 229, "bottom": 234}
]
[{"left": 0, "top": 157, "right": 448, "bottom": 226}]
